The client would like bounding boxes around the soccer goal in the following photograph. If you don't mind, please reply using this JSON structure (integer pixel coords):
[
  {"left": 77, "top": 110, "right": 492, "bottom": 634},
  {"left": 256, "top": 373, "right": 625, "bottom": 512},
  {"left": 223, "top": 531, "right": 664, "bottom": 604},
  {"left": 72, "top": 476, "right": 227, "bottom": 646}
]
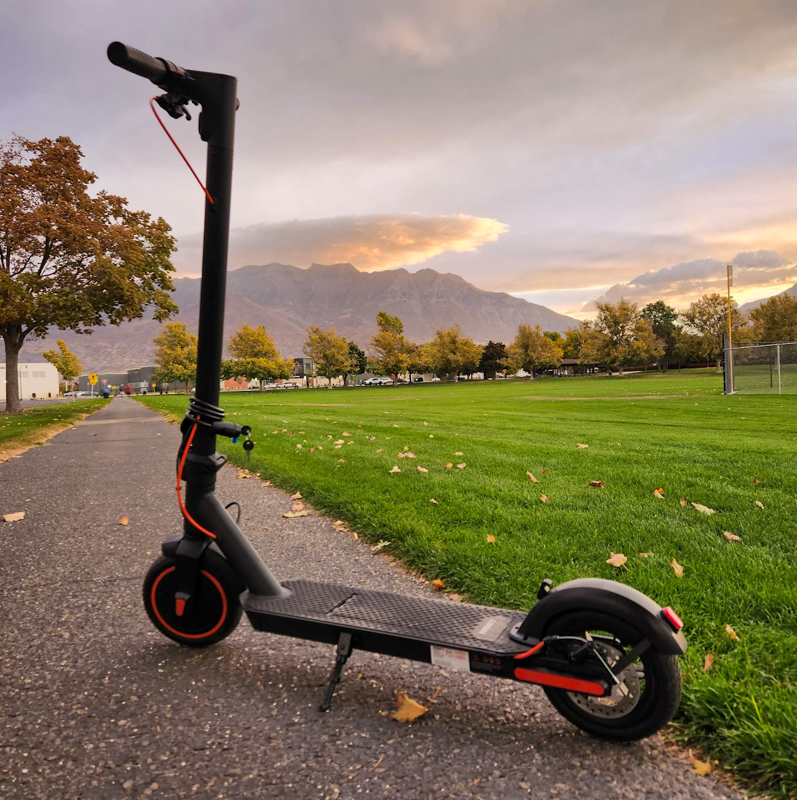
[{"left": 724, "top": 340, "right": 797, "bottom": 394}]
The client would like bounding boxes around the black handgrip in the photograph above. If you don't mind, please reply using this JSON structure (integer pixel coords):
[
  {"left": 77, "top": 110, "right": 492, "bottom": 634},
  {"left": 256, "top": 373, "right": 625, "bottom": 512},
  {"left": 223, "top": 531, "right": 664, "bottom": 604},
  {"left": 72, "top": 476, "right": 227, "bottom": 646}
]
[{"left": 107, "top": 42, "right": 168, "bottom": 83}]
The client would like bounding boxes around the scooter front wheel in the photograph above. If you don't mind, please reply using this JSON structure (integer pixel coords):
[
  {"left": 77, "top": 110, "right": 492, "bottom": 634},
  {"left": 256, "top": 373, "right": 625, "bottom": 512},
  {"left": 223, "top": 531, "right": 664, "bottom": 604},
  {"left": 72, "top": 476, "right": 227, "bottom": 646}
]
[
  {"left": 143, "top": 552, "right": 243, "bottom": 647},
  {"left": 542, "top": 610, "right": 681, "bottom": 741}
]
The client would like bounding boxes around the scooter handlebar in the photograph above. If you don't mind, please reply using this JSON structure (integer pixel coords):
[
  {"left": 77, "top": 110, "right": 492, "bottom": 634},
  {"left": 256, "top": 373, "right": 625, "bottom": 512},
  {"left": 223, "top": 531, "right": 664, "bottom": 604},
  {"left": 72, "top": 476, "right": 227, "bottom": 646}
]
[{"left": 107, "top": 41, "right": 177, "bottom": 85}]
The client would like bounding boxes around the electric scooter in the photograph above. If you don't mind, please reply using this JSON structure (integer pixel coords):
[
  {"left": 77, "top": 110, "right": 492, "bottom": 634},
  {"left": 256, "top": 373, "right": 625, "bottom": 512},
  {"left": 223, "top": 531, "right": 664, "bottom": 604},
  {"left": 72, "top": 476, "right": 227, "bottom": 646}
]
[{"left": 108, "top": 42, "right": 687, "bottom": 741}]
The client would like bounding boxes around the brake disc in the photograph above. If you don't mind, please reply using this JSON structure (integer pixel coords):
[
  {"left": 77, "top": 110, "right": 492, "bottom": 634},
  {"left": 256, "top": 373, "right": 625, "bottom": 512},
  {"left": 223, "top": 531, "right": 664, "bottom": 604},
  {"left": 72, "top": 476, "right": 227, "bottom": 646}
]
[{"left": 568, "top": 642, "right": 642, "bottom": 718}]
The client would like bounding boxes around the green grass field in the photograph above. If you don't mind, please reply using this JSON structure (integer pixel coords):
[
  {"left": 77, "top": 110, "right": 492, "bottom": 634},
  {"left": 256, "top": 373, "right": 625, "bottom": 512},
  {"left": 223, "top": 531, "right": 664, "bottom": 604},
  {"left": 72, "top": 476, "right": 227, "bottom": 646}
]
[
  {"left": 140, "top": 372, "right": 797, "bottom": 797},
  {"left": 0, "top": 399, "right": 100, "bottom": 455}
]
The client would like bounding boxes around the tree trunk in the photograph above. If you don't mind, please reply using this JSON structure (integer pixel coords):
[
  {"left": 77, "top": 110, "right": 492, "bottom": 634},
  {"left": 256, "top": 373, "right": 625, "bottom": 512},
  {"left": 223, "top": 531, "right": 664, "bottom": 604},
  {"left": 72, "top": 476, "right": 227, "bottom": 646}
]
[
  {"left": 617, "top": 365, "right": 624, "bottom": 376},
  {"left": 2, "top": 326, "right": 25, "bottom": 414},
  {"left": 715, "top": 357, "right": 722, "bottom": 373}
]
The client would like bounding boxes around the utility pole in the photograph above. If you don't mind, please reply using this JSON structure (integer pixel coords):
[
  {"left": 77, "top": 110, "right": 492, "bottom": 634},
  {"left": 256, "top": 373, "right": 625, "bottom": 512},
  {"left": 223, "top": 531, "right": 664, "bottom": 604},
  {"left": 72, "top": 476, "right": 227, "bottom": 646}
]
[{"left": 726, "top": 264, "right": 734, "bottom": 393}]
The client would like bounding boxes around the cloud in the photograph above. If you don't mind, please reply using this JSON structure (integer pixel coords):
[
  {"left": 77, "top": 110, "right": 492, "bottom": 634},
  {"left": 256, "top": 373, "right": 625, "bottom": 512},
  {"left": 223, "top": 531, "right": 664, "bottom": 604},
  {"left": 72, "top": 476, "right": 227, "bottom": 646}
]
[
  {"left": 586, "top": 251, "right": 797, "bottom": 310},
  {"left": 174, "top": 213, "right": 507, "bottom": 275}
]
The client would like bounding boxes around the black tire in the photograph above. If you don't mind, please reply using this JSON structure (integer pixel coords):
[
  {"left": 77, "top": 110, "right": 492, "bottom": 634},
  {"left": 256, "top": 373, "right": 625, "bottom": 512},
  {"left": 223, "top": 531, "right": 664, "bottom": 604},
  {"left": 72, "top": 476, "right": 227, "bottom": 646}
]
[
  {"left": 541, "top": 610, "right": 682, "bottom": 741},
  {"left": 143, "top": 551, "right": 243, "bottom": 648}
]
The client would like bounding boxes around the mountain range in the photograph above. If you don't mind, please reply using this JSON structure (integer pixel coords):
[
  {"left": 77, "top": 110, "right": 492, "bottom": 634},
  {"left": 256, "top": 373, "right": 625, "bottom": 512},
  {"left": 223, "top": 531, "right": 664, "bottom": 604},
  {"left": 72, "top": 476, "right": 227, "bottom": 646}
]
[
  {"left": 739, "top": 282, "right": 797, "bottom": 314},
  {"left": 21, "top": 263, "right": 575, "bottom": 372}
]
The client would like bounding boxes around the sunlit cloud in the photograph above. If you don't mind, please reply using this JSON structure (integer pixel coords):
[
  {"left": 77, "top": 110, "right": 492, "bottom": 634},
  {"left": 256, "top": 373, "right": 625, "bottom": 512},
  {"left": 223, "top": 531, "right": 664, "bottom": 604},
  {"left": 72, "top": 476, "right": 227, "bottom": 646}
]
[
  {"left": 174, "top": 214, "right": 508, "bottom": 275},
  {"left": 585, "top": 250, "right": 797, "bottom": 311}
]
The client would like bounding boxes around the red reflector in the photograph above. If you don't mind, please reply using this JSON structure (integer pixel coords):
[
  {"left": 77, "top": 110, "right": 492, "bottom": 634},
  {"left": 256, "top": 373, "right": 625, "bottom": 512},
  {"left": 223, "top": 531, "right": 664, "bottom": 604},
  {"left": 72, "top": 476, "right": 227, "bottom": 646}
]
[
  {"left": 175, "top": 598, "right": 186, "bottom": 617},
  {"left": 662, "top": 606, "right": 683, "bottom": 630},
  {"left": 514, "top": 668, "right": 605, "bottom": 696}
]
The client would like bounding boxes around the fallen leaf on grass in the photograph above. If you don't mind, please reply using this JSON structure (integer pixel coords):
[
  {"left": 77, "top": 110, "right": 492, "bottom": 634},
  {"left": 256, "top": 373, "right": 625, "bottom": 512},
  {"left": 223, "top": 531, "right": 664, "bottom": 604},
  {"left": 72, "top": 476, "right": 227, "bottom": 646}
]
[
  {"left": 376, "top": 449, "right": 383, "bottom": 454},
  {"left": 431, "top": 579, "right": 446, "bottom": 591},
  {"left": 429, "top": 434, "right": 434, "bottom": 438},
  {"left": 334, "top": 445, "right": 342, "bottom": 450},
  {"left": 679, "top": 497, "right": 687, "bottom": 506},
  {"left": 417, "top": 466, "right": 428, "bottom": 473},
  {"left": 391, "top": 692, "right": 429, "bottom": 723},
  {"left": 371, "top": 540, "right": 390, "bottom": 553},
  {"left": 3, "top": 512, "right": 25, "bottom": 523},
  {"left": 540, "top": 494, "right": 549, "bottom": 503},
  {"left": 606, "top": 552, "right": 627, "bottom": 568},
  {"left": 454, "top": 451, "right": 463, "bottom": 456},
  {"left": 282, "top": 510, "right": 311, "bottom": 518},
  {"left": 398, "top": 452, "right": 417, "bottom": 459},
  {"left": 670, "top": 558, "right": 684, "bottom": 578},
  {"left": 691, "top": 757, "right": 712, "bottom": 776},
  {"left": 296, "top": 443, "right": 302, "bottom": 449},
  {"left": 754, "top": 500, "right": 764, "bottom": 509},
  {"left": 576, "top": 443, "right": 589, "bottom": 449},
  {"left": 725, "top": 624, "right": 739, "bottom": 641},
  {"left": 334, "top": 439, "right": 344, "bottom": 445},
  {"left": 754, "top": 478, "right": 761, "bottom": 485},
  {"left": 486, "top": 535, "right": 496, "bottom": 544},
  {"left": 338, "top": 458, "right": 345, "bottom": 463},
  {"left": 119, "top": 517, "right": 129, "bottom": 526},
  {"left": 445, "top": 462, "right": 453, "bottom": 469},
  {"left": 691, "top": 503, "right": 714, "bottom": 515},
  {"left": 589, "top": 480, "right": 604, "bottom": 488},
  {"left": 653, "top": 488, "right": 664, "bottom": 499},
  {"left": 342, "top": 432, "right": 351, "bottom": 437},
  {"left": 723, "top": 531, "right": 742, "bottom": 542},
  {"left": 703, "top": 653, "right": 714, "bottom": 672},
  {"left": 429, "top": 498, "right": 439, "bottom": 505},
  {"left": 456, "top": 463, "right": 466, "bottom": 469},
  {"left": 527, "top": 472, "right": 539, "bottom": 483},
  {"left": 389, "top": 466, "right": 401, "bottom": 474}
]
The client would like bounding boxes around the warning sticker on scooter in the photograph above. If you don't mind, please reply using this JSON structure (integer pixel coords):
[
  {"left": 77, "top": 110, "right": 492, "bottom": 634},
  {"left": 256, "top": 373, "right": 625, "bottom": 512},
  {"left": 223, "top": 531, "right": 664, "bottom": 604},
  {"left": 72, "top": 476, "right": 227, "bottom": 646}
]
[{"left": 430, "top": 646, "right": 470, "bottom": 673}]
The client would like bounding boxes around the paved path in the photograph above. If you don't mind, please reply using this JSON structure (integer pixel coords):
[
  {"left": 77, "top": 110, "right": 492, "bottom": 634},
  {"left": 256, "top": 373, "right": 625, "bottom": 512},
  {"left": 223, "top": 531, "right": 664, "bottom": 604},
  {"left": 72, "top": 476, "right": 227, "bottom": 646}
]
[{"left": 0, "top": 399, "right": 744, "bottom": 800}]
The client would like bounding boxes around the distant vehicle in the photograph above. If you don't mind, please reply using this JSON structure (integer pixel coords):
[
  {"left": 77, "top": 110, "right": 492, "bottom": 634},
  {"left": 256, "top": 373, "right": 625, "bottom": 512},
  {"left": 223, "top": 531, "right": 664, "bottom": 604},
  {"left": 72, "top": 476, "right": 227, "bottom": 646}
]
[
  {"left": 412, "top": 377, "right": 424, "bottom": 383},
  {"left": 431, "top": 377, "right": 441, "bottom": 382},
  {"left": 363, "top": 377, "right": 391, "bottom": 386}
]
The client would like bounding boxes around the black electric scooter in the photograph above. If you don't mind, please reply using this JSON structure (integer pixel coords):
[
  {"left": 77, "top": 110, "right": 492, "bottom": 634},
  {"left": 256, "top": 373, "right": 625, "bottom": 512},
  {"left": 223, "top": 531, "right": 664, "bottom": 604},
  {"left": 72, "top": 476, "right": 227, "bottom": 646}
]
[{"left": 108, "top": 42, "right": 687, "bottom": 741}]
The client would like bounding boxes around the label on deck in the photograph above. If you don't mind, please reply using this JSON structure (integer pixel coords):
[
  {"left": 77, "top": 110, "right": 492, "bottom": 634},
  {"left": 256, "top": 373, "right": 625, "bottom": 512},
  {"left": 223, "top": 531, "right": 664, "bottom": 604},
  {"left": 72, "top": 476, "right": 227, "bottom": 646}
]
[{"left": 430, "top": 645, "right": 471, "bottom": 673}]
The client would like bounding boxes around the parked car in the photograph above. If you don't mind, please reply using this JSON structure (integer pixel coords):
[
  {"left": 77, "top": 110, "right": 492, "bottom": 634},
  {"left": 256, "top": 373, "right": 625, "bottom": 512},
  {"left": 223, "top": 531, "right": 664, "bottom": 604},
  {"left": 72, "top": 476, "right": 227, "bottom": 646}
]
[
  {"left": 412, "top": 377, "right": 425, "bottom": 383},
  {"left": 431, "top": 377, "right": 441, "bottom": 382},
  {"left": 364, "top": 376, "right": 392, "bottom": 386}
]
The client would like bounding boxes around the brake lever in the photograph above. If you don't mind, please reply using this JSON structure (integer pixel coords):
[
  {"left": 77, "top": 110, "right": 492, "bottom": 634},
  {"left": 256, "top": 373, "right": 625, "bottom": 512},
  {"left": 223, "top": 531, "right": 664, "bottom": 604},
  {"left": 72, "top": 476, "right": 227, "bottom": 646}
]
[{"left": 156, "top": 92, "right": 193, "bottom": 121}]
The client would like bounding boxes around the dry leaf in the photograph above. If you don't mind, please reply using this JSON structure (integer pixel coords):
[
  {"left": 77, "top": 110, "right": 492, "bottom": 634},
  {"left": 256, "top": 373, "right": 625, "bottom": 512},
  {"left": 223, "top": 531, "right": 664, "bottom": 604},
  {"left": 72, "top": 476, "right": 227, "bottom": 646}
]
[
  {"left": 540, "top": 494, "right": 549, "bottom": 503},
  {"left": 3, "top": 511, "right": 25, "bottom": 523},
  {"left": 456, "top": 463, "right": 466, "bottom": 469},
  {"left": 691, "top": 758, "right": 712, "bottom": 776},
  {"left": 423, "top": 422, "right": 428, "bottom": 426},
  {"left": 690, "top": 503, "right": 715, "bottom": 515},
  {"left": 723, "top": 531, "right": 742, "bottom": 542},
  {"left": 754, "top": 478, "right": 761, "bottom": 485},
  {"left": 431, "top": 578, "right": 446, "bottom": 591},
  {"left": 334, "top": 439, "right": 344, "bottom": 445},
  {"left": 653, "top": 489, "right": 664, "bottom": 499},
  {"left": 332, "top": 520, "right": 349, "bottom": 532},
  {"left": 445, "top": 462, "right": 453, "bottom": 469},
  {"left": 638, "top": 552, "right": 650, "bottom": 558},
  {"left": 404, "top": 452, "right": 418, "bottom": 459},
  {"left": 417, "top": 466, "right": 429, "bottom": 473},
  {"left": 429, "top": 498, "right": 439, "bottom": 505},
  {"left": 334, "top": 444, "right": 342, "bottom": 450},
  {"left": 670, "top": 558, "right": 684, "bottom": 578},
  {"left": 391, "top": 692, "right": 429, "bottom": 723},
  {"left": 486, "top": 534, "right": 496, "bottom": 544},
  {"left": 454, "top": 452, "right": 463, "bottom": 456},
  {"left": 606, "top": 552, "right": 627, "bottom": 568},
  {"left": 291, "top": 502, "right": 304, "bottom": 512},
  {"left": 679, "top": 497, "right": 687, "bottom": 506},
  {"left": 389, "top": 466, "right": 401, "bottom": 474},
  {"left": 576, "top": 443, "right": 589, "bottom": 449},
  {"left": 725, "top": 623, "right": 739, "bottom": 641},
  {"left": 296, "top": 443, "right": 302, "bottom": 449},
  {"left": 119, "top": 517, "right": 129, "bottom": 526},
  {"left": 282, "top": 510, "right": 311, "bottom": 518},
  {"left": 371, "top": 540, "right": 390, "bottom": 553},
  {"left": 342, "top": 432, "right": 351, "bottom": 437},
  {"left": 429, "top": 434, "right": 434, "bottom": 438},
  {"left": 403, "top": 445, "right": 409, "bottom": 451},
  {"left": 703, "top": 653, "right": 714, "bottom": 672},
  {"left": 338, "top": 458, "right": 345, "bottom": 463},
  {"left": 527, "top": 471, "right": 539, "bottom": 483},
  {"left": 754, "top": 500, "right": 764, "bottom": 509},
  {"left": 589, "top": 480, "right": 604, "bottom": 488},
  {"left": 376, "top": 448, "right": 383, "bottom": 453}
]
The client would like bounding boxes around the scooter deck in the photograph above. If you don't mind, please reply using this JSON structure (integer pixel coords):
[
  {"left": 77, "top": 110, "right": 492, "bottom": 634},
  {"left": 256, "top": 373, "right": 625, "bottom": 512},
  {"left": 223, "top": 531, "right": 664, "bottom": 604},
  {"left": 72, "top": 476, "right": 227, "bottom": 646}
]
[{"left": 244, "top": 580, "right": 529, "bottom": 665}]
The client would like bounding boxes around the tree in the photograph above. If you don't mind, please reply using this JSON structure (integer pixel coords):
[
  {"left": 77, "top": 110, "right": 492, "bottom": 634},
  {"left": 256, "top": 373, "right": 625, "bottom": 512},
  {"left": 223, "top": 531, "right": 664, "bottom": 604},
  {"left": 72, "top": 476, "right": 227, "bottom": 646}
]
[
  {"left": 681, "top": 293, "right": 746, "bottom": 372},
  {"left": 304, "top": 326, "right": 353, "bottom": 387},
  {"left": 580, "top": 300, "right": 663, "bottom": 376},
  {"left": 479, "top": 340, "right": 507, "bottom": 379},
  {"left": 42, "top": 339, "right": 82, "bottom": 392},
  {"left": 749, "top": 294, "right": 797, "bottom": 343},
  {"left": 425, "top": 326, "right": 483, "bottom": 380},
  {"left": 369, "top": 311, "right": 413, "bottom": 383},
  {"left": 543, "top": 331, "right": 563, "bottom": 344},
  {"left": 641, "top": 301, "right": 679, "bottom": 371},
  {"left": 223, "top": 323, "right": 294, "bottom": 387},
  {"left": 0, "top": 136, "right": 176, "bottom": 413},
  {"left": 346, "top": 341, "right": 368, "bottom": 385},
  {"left": 672, "top": 329, "right": 704, "bottom": 368},
  {"left": 152, "top": 322, "right": 197, "bottom": 389},
  {"left": 506, "top": 324, "right": 563, "bottom": 378}
]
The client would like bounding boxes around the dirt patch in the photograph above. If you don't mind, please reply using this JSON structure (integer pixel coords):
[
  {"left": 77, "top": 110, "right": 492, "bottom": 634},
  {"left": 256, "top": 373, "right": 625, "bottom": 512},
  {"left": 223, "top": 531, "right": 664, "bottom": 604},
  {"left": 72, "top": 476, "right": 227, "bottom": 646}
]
[{"left": 520, "top": 393, "right": 690, "bottom": 401}]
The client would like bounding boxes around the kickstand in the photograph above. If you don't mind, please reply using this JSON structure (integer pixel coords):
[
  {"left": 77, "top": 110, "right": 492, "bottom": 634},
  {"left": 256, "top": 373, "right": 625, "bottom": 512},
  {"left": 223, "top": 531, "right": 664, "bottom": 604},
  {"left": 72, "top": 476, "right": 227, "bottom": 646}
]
[{"left": 318, "top": 632, "right": 353, "bottom": 712}]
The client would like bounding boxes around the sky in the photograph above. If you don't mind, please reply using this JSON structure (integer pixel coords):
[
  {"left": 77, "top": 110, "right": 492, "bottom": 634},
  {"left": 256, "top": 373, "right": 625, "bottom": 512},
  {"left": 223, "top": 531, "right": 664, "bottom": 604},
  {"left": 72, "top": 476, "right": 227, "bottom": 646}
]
[{"left": 3, "top": 0, "right": 797, "bottom": 318}]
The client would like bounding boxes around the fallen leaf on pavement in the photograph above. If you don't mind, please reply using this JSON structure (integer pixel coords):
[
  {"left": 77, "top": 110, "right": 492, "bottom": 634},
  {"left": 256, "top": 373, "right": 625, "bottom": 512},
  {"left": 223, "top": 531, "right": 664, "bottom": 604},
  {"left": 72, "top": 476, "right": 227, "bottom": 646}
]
[
  {"left": 703, "top": 653, "right": 714, "bottom": 672},
  {"left": 119, "top": 517, "right": 129, "bottom": 526},
  {"left": 431, "top": 579, "right": 446, "bottom": 591},
  {"left": 691, "top": 503, "right": 714, "bottom": 515},
  {"left": 670, "top": 558, "right": 684, "bottom": 578},
  {"left": 691, "top": 757, "right": 712, "bottom": 776},
  {"left": 391, "top": 692, "right": 429, "bottom": 723},
  {"left": 606, "top": 552, "right": 627, "bottom": 568},
  {"left": 723, "top": 531, "right": 742, "bottom": 542},
  {"left": 725, "top": 624, "right": 739, "bottom": 641},
  {"left": 282, "top": 510, "right": 311, "bottom": 518},
  {"left": 3, "top": 512, "right": 25, "bottom": 523},
  {"left": 332, "top": 520, "right": 349, "bottom": 532},
  {"left": 291, "top": 502, "right": 304, "bottom": 512}
]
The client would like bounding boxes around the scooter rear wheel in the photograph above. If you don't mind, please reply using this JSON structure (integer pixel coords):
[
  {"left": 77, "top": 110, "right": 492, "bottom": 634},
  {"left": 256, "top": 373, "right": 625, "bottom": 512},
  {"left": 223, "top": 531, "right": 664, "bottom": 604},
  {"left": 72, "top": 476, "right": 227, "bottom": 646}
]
[
  {"left": 143, "top": 552, "right": 243, "bottom": 647},
  {"left": 542, "top": 610, "right": 681, "bottom": 741}
]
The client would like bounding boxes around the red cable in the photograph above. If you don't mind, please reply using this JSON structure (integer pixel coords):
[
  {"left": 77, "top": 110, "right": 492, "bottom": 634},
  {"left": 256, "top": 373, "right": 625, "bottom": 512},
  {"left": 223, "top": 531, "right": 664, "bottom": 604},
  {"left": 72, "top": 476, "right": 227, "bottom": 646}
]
[
  {"left": 150, "top": 97, "right": 214, "bottom": 205},
  {"left": 176, "top": 422, "right": 217, "bottom": 539}
]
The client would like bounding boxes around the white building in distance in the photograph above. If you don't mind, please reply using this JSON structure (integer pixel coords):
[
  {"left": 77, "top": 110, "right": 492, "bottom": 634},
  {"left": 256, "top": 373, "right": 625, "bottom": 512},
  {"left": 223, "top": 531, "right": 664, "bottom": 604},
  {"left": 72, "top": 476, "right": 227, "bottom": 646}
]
[{"left": 0, "top": 363, "right": 59, "bottom": 401}]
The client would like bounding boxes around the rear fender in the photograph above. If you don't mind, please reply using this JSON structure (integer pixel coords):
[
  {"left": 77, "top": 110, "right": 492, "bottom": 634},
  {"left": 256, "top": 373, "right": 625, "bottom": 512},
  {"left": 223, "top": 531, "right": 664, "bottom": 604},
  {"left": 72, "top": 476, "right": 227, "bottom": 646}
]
[{"left": 515, "top": 578, "right": 687, "bottom": 655}]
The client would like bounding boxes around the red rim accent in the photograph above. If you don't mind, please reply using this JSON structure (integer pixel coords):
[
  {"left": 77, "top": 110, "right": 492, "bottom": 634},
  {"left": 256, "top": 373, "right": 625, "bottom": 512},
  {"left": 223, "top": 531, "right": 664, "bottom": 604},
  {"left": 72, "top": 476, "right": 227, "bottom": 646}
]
[
  {"left": 151, "top": 566, "right": 228, "bottom": 639},
  {"left": 514, "top": 667, "right": 605, "bottom": 696}
]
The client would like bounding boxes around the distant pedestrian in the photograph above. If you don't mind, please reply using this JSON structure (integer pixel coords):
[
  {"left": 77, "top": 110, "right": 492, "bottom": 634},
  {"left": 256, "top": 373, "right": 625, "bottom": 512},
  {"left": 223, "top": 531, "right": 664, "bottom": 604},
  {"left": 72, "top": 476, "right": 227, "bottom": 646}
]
[{"left": 125, "top": 385, "right": 132, "bottom": 396}]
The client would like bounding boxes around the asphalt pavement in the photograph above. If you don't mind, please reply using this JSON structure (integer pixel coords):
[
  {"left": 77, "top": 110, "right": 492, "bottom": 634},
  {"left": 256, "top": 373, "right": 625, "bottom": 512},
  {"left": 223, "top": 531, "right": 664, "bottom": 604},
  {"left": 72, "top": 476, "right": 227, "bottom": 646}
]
[{"left": 0, "top": 398, "right": 746, "bottom": 800}]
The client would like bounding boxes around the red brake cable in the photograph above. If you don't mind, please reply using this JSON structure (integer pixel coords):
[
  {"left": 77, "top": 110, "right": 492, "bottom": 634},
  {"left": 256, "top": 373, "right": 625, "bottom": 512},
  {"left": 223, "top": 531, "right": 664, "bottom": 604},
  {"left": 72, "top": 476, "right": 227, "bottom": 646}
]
[
  {"left": 150, "top": 97, "right": 214, "bottom": 205},
  {"left": 176, "top": 420, "right": 217, "bottom": 539}
]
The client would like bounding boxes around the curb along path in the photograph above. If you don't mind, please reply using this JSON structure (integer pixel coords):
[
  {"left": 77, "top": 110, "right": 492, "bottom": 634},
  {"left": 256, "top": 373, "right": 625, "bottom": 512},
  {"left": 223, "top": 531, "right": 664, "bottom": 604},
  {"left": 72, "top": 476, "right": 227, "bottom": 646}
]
[{"left": 0, "top": 399, "right": 744, "bottom": 799}]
